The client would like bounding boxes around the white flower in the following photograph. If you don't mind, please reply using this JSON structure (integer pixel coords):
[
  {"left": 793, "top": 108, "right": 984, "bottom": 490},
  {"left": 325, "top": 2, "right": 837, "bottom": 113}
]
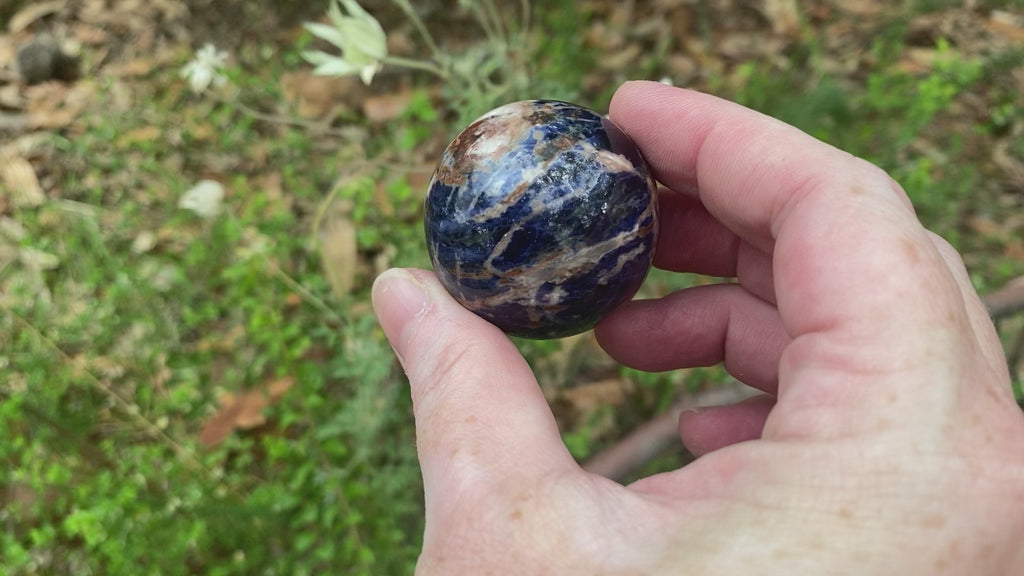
[
  {"left": 180, "top": 44, "right": 229, "bottom": 94},
  {"left": 178, "top": 180, "right": 224, "bottom": 219},
  {"left": 301, "top": 0, "right": 387, "bottom": 85}
]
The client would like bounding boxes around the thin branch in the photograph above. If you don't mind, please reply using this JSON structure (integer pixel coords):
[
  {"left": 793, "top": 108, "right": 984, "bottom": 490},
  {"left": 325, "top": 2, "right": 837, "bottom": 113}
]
[
  {"left": 520, "top": 0, "right": 531, "bottom": 37},
  {"left": 582, "top": 381, "right": 759, "bottom": 482},
  {"left": 480, "top": 0, "right": 508, "bottom": 46},
  {"left": 1006, "top": 322, "right": 1024, "bottom": 382},
  {"left": 382, "top": 55, "right": 449, "bottom": 79},
  {"left": 391, "top": 0, "right": 445, "bottom": 62},
  {"left": 211, "top": 93, "right": 357, "bottom": 139},
  {"left": 584, "top": 277, "right": 1024, "bottom": 482},
  {"left": 5, "top": 308, "right": 216, "bottom": 481},
  {"left": 982, "top": 276, "right": 1024, "bottom": 320},
  {"left": 462, "top": 1, "right": 500, "bottom": 46},
  {"left": 267, "top": 259, "right": 346, "bottom": 324}
]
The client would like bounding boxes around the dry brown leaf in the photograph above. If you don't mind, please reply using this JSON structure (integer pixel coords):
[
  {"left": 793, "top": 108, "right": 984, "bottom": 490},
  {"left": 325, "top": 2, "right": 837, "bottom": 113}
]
[
  {"left": 896, "top": 47, "right": 945, "bottom": 74},
  {"left": 25, "top": 82, "right": 91, "bottom": 129},
  {"left": 198, "top": 377, "right": 295, "bottom": 447},
  {"left": 0, "top": 34, "right": 14, "bottom": 66},
  {"left": 0, "top": 133, "right": 52, "bottom": 158},
  {"left": 966, "top": 215, "right": 1002, "bottom": 238},
  {"left": 28, "top": 108, "right": 79, "bottom": 129},
  {"left": 762, "top": 0, "right": 802, "bottom": 37},
  {"left": 320, "top": 210, "right": 358, "bottom": 300},
  {"left": 28, "top": 108, "right": 77, "bottom": 129},
  {"left": 832, "top": 0, "right": 883, "bottom": 17},
  {"left": 993, "top": 140, "right": 1024, "bottom": 187},
  {"left": 281, "top": 71, "right": 367, "bottom": 120},
  {"left": 598, "top": 43, "right": 643, "bottom": 70},
  {"left": 405, "top": 164, "right": 435, "bottom": 198},
  {"left": 118, "top": 125, "right": 161, "bottom": 147},
  {"left": 559, "top": 379, "right": 634, "bottom": 414},
  {"left": 103, "top": 57, "right": 158, "bottom": 78},
  {"left": 0, "top": 84, "right": 23, "bottom": 109},
  {"left": 988, "top": 10, "right": 1024, "bottom": 43},
  {"left": 1005, "top": 242, "right": 1024, "bottom": 263},
  {"left": 718, "top": 32, "right": 786, "bottom": 60},
  {"left": 266, "top": 377, "right": 294, "bottom": 398},
  {"left": 362, "top": 89, "right": 414, "bottom": 123},
  {"left": 373, "top": 180, "right": 397, "bottom": 218},
  {"left": 72, "top": 22, "right": 110, "bottom": 45},
  {"left": 1, "top": 156, "right": 44, "bottom": 207},
  {"left": 373, "top": 243, "right": 397, "bottom": 276},
  {"left": 195, "top": 324, "right": 246, "bottom": 353},
  {"left": 8, "top": 0, "right": 68, "bottom": 34}
]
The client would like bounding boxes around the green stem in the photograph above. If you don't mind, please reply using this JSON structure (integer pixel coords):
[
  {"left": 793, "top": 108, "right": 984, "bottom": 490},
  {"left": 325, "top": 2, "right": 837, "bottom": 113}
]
[
  {"left": 220, "top": 212, "right": 345, "bottom": 324},
  {"left": 390, "top": 0, "right": 445, "bottom": 62},
  {"left": 466, "top": 2, "right": 498, "bottom": 45},
  {"left": 520, "top": 0, "right": 531, "bottom": 37},
  {"left": 6, "top": 308, "right": 215, "bottom": 481},
  {"left": 481, "top": 0, "right": 508, "bottom": 46},
  {"left": 383, "top": 55, "right": 450, "bottom": 80}
]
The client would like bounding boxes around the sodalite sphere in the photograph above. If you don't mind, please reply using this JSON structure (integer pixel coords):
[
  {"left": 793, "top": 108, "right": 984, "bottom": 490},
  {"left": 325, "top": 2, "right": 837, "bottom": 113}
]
[{"left": 424, "top": 100, "right": 659, "bottom": 339}]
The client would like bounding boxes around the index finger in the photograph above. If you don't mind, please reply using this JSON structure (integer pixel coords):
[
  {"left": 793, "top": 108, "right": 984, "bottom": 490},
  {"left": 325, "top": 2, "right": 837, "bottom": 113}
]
[{"left": 609, "top": 81, "right": 991, "bottom": 438}]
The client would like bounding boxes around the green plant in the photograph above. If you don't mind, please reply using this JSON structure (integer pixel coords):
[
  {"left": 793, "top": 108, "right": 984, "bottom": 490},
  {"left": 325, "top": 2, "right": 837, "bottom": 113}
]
[
  {"left": 731, "top": 36, "right": 986, "bottom": 240},
  {"left": 0, "top": 41, "right": 430, "bottom": 571},
  {"left": 300, "top": 0, "right": 555, "bottom": 125},
  {"left": 4, "top": 3, "right": 1021, "bottom": 573}
]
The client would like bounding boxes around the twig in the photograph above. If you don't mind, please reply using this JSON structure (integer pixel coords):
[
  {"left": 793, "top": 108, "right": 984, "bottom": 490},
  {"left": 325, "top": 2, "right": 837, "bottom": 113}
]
[
  {"left": 1007, "top": 323, "right": 1024, "bottom": 381},
  {"left": 480, "top": 0, "right": 509, "bottom": 46},
  {"left": 4, "top": 308, "right": 217, "bottom": 481},
  {"left": 391, "top": 0, "right": 445, "bottom": 63},
  {"left": 211, "top": 93, "right": 357, "bottom": 139},
  {"left": 582, "top": 381, "right": 759, "bottom": 482},
  {"left": 383, "top": 55, "right": 447, "bottom": 78},
  {"left": 584, "top": 278, "right": 1024, "bottom": 482},
  {"left": 982, "top": 276, "right": 1024, "bottom": 320},
  {"left": 520, "top": 0, "right": 531, "bottom": 36},
  {"left": 0, "top": 114, "right": 31, "bottom": 132},
  {"left": 267, "top": 258, "right": 346, "bottom": 324}
]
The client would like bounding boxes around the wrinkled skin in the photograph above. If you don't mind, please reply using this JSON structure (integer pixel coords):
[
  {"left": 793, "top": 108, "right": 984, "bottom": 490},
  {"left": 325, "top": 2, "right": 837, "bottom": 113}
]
[{"left": 372, "top": 81, "right": 1024, "bottom": 575}]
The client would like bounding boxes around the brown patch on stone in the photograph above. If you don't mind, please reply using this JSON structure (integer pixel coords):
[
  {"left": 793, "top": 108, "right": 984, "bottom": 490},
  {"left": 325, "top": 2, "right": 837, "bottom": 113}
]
[
  {"left": 433, "top": 162, "right": 466, "bottom": 187},
  {"left": 444, "top": 121, "right": 483, "bottom": 166},
  {"left": 478, "top": 180, "right": 530, "bottom": 218},
  {"left": 526, "top": 101, "right": 560, "bottom": 125}
]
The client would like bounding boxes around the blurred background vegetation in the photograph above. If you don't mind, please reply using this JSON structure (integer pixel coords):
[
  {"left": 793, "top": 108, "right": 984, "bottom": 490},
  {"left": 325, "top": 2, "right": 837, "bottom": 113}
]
[{"left": 1, "top": 0, "right": 1022, "bottom": 573}]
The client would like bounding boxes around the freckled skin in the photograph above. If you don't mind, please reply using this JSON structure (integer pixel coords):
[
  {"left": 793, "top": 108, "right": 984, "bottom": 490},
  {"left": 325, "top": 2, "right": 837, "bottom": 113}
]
[{"left": 424, "top": 100, "right": 659, "bottom": 339}]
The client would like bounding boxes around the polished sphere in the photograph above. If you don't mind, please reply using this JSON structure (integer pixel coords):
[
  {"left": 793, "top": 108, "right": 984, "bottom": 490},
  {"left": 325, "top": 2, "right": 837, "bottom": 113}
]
[{"left": 424, "top": 100, "right": 659, "bottom": 339}]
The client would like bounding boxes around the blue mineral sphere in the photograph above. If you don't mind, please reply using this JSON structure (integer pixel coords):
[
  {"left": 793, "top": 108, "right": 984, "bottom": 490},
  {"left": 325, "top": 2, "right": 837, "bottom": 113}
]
[{"left": 424, "top": 100, "right": 659, "bottom": 339}]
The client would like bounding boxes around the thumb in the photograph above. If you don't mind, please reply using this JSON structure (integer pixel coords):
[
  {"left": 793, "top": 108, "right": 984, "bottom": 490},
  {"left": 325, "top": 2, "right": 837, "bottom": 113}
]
[{"left": 372, "top": 268, "right": 574, "bottom": 496}]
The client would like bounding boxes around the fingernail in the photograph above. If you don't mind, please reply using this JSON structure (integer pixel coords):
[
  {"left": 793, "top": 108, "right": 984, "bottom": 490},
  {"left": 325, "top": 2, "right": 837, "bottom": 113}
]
[{"left": 372, "top": 269, "right": 431, "bottom": 365}]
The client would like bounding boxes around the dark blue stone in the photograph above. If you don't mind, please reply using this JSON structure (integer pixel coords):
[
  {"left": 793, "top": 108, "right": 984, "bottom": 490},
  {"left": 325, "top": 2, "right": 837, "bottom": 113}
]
[{"left": 424, "top": 100, "right": 659, "bottom": 339}]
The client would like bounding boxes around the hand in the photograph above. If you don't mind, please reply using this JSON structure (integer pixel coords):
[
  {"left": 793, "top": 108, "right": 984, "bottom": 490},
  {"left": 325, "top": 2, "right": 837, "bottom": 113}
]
[{"left": 372, "top": 81, "right": 1024, "bottom": 575}]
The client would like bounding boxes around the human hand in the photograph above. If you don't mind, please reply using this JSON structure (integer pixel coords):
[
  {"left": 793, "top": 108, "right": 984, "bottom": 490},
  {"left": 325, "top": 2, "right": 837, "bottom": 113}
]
[{"left": 372, "top": 81, "right": 1024, "bottom": 575}]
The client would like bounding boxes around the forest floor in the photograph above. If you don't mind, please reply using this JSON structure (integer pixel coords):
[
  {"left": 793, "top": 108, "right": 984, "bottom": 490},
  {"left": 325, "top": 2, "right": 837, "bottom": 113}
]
[{"left": 1, "top": 0, "right": 1023, "bottom": 573}]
